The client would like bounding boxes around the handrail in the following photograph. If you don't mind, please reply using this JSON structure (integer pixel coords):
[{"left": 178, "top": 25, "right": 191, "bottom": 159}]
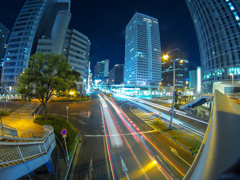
[
  {"left": 0, "top": 124, "right": 18, "bottom": 137},
  {"left": 184, "top": 90, "right": 240, "bottom": 179},
  {"left": 0, "top": 125, "right": 55, "bottom": 167}
]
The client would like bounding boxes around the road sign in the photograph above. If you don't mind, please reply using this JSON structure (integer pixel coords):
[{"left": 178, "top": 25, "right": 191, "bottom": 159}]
[
  {"left": 62, "top": 134, "right": 67, "bottom": 138},
  {"left": 61, "top": 129, "right": 67, "bottom": 135},
  {"left": 66, "top": 105, "right": 69, "bottom": 110}
]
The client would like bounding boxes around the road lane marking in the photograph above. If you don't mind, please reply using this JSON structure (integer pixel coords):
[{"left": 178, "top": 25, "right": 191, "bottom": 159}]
[
  {"left": 169, "top": 146, "right": 191, "bottom": 166},
  {"left": 103, "top": 136, "right": 111, "bottom": 180},
  {"left": 84, "top": 130, "right": 158, "bottom": 137}
]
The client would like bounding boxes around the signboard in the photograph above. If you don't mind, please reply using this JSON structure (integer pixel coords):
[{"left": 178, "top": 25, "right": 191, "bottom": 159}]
[{"left": 61, "top": 129, "right": 67, "bottom": 135}]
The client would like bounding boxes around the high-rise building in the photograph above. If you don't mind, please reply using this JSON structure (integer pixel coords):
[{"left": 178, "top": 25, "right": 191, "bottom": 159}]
[
  {"left": 62, "top": 29, "right": 91, "bottom": 93},
  {"left": 162, "top": 49, "right": 189, "bottom": 90},
  {"left": 0, "top": 23, "right": 9, "bottom": 60},
  {"left": 189, "top": 66, "right": 202, "bottom": 94},
  {"left": 0, "top": 23, "right": 9, "bottom": 83},
  {"left": 94, "top": 59, "right": 109, "bottom": 80},
  {"left": 1, "top": 0, "right": 71, "bottom": 88},
  {"left": 36, "top": 10, "right": 71, "bottom": 54},
  {"left": 185, "top": 0, "right": 240, "bottom": 93},
  {"left": 124, "top": 12, "right": 161, "bottom": 86},
  {"left": 109, "top": 64, "right": 124, "bottom": 85}
]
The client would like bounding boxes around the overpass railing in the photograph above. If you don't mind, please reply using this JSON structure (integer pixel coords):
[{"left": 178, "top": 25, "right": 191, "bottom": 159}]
[
  {"left": 0, "top": 124, "right": 18, "bottom": 137},
  {"left": 0, "top": 125, "right": 55, "bottom": 174},
  {"left": 184, "top": 90, "right": 240, "bottom": 179}
]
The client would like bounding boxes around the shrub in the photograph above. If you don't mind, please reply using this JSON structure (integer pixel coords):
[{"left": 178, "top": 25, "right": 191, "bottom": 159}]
[
  {"left": 34, "top": 115, "right": 77, "bottom": 157},
  {"left": 0, "top": 111, "right": 9, "bottom": 116},
  {"left": 172, "top": 135, "right": 180, "bottom": 139}
]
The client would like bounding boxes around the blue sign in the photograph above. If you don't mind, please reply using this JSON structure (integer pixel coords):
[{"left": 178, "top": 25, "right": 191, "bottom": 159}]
[{"left": 61, "top": 129, "right": 67, "bottom": 135}]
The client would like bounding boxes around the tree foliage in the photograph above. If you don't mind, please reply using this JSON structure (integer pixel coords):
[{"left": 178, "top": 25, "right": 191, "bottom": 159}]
[{"left": 17, "top": 52, "right": 81, "bottom": 120}]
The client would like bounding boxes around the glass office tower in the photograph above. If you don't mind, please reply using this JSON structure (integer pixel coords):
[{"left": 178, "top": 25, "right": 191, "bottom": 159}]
[
  {"left": 185, "top": 0, "right": 240, "bottom": 93},
  {"left": 2, "top": 0, "right": 71, "bottom": 89},
  {"left": 124, "top": 12, "right": 161, "bottom": 86}
]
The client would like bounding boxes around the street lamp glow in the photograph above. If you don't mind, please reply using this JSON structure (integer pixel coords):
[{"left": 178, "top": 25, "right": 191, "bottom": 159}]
[
  {"left": 69, "top": 91, "right": 74, "bottom": 95},
  {"left": 163, "top": 55, "right": 169, "bottom": 60}
]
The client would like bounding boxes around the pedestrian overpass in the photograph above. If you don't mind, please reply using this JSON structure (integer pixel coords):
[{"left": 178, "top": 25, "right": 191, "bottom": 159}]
[
  {"left": 0, "top": 125, "right": 56, "bottom": 180},
  {"left": 180, "top": 94, "right": 213, "bottom": 110}
]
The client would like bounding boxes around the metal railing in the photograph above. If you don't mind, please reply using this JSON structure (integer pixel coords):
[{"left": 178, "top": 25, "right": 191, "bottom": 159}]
[
  {"left": 184, "top": 90, "right": 240, "bottom": 179},
  {"left": 0, "top": 125, "right": 55, "bottom": 168},
  {"left": 0, "top": 124, "right": 18, "bottom": 137},
  {"left": 180, "top": 94, "right": 213, "bottom": 109}
]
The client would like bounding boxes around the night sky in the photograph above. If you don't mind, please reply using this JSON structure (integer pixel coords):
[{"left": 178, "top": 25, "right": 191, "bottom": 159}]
[{"left": 1, "top": 0, "right": 200, "bottom": 72}]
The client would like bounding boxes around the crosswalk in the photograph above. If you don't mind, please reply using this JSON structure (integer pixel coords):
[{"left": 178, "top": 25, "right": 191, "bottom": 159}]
[{"left": 130, "top": 108, "right": 155, "bottom": 123}]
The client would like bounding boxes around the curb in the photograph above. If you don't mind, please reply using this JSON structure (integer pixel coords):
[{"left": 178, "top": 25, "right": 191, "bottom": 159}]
[
  {"left": 63, "top": 123, "right": 83, "bottom": 180},
  {"left": 151, "top": 123, "right": 196, "bottom": 156}
]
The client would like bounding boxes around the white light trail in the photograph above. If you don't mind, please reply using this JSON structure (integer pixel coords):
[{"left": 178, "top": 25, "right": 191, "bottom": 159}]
[
  {"left": 113, "top": 93, "right": 206, "bottom": 138},
  {"left": 98, "top": 94, "right": 123, "bottom": 147}
]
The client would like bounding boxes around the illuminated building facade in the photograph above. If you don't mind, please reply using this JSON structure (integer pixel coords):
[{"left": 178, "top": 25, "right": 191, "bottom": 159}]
[
  {"left": 124, "top": 12, "right": 161, "bottom": 86},
  {"left": 62, "top": 29, "right": 91, "bottom": 93},
  {"left": 189, "top": 66, "right": 202, "bottom": 94},
  {"left": 109, "top": 64, "right": 124, "bottom": 85},
  {"left": 0, "top": 23, "right": 9, "bottom": 83},
  {"left": 162, "top": 49, "right": 189, "bottom": 90},
  {"left": 185, "top": 0, "right": 240, "bottom": 93},
  {"left": 0, "top": 23, "right": 9, "bottom": 60},
  {"left": 2, "top": 0, "right": 71, "bottom": 88},
  {"left": 94, "top": 59, "right": 109, "bottom": 81}
]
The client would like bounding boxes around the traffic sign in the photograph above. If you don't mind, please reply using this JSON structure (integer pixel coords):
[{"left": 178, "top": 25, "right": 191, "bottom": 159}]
[
  {"left": 62, "top": 134, "right": 67, "bottom": 138},
  {"left": 61, "top": 129, "right": 67, "bottom": 135}
]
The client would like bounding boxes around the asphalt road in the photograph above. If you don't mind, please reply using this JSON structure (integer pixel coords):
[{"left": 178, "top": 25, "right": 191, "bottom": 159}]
[
  {"left": 47, "top": 92, "right": 109, "bottom": 179},
  {"left": 105, "top": 96, "right": 195, "bottom": 179},
  {"left": 47, "top": 92, "right": 196, "bottom": 179}
]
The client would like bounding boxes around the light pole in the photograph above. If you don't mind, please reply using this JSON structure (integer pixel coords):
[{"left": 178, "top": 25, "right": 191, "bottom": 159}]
[
  {"left": 163, "top": 55, "right": 184, "bottom": 130},
  {"left": 66, "top": 105, "right": 69, "bottom": 122},
  {"left": 159, "top": 82, "right": 162, "bottom": 99},
  {"left": 163, "top": 55, "right": 175, "bottom": 130},
  {"left": 230, "top": 73, "right": 234, "bottom": 94}
]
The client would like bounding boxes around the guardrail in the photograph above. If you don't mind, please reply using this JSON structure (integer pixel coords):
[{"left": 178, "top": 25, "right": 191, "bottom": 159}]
[
  {"left": 184, "top": 90, "right": 240, "bottom": 179},
  {"left": 0, "top": 125, "right": 56, "bottom": 180},
  {"left": 0, "top": 124, "right": 18, "bottom": 137}
]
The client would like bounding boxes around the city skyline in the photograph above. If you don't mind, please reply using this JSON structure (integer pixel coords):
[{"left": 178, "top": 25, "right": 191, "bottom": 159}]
[{"left": 0, "top": 0, "right": 200, "bottom": 71}]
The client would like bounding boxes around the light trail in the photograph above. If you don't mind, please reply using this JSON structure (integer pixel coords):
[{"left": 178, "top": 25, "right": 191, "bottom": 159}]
[
  {"left": 101, "top": 105, "right": 117, "bottom": 180},
  {"left": 98, "top": 94, "right": 123, "bottom": 147},
  {"left": 100, "top": 94, "right": 149, "bottom": 179},
  {"left": 113, "top": 93, "right": 205, "bottom": 138},
  {"left": 114, "top": 93, "right": 208, "bottom": 124},
  {"left": 105, "top": 96, "right": 182, "bottom": 179}
]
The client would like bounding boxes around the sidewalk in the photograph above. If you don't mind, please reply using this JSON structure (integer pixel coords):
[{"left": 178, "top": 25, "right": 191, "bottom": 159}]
[{"left": 2, "top": 101, "right": 44, "bottom": 137}]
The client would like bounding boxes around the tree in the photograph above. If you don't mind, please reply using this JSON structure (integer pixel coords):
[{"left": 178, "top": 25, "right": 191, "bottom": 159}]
[
  {"left": 64, "top": 70, "right": 81, "bottom": 100},
  {"left": 17, "top": 52, "right": 81, "bottom": 120}
]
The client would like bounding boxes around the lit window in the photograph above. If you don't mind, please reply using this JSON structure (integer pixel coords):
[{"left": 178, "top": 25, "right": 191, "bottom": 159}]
[
  {"left": 233, "top": 12, "right": 240, "bottom": 20},
  {"left": 228, "top": 3, "right": 235, "bottom": 10}
]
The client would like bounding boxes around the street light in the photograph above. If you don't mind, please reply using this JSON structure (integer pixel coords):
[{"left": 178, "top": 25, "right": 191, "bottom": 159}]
[
  {"left": 162, "top": 54, "right": 184, "bottom": 130},
  {"left": 230, "top": 73, "right": 234, "bottom": 94},
  {"left": 69, "top": 91, "right": 74, "bottom": 98},
  {"left": 159, "top": 82, "right": 162, "bottom": 98}
]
